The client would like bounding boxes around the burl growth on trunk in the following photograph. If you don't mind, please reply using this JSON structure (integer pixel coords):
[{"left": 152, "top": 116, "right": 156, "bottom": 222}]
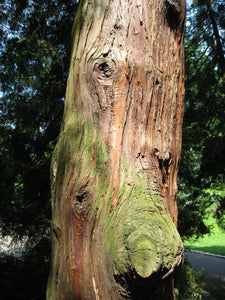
[{"left": 47, "top": 0, "right": 186, "bottom": 299}]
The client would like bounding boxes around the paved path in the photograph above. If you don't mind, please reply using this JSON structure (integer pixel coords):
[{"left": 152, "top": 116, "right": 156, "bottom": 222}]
[{"left": 184, "top": 250, "right": 225, "bottom": 284}]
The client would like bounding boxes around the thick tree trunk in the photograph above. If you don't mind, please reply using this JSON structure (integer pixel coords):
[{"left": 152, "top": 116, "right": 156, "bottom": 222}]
[{"left": 47, "top": 0, "right": 186, "bottom": 299}]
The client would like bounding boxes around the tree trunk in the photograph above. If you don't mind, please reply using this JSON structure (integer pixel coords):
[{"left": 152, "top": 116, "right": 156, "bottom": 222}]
[
  {"left": 47, "top": 0, "right": 186, "bottom": 299},
  {"left": 206, "top": 0, "right": 225, "bottom": 76}
]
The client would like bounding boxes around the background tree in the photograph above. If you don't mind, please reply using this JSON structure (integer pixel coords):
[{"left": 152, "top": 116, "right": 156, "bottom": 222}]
[
  {"left": 0, "top": 0, "right": 78, "bottom": 243},
  {"left": 0, "top": 1, "right": 77, "bottom": 299},
  {"left": 178, "top": 0, "right": 225, "bottom": 238},
  {"left": 47, "top": 0, "right": 186, "bottom": 299}
]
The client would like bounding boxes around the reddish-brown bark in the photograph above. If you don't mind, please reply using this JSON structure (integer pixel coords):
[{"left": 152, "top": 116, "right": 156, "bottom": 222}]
[{"left": 47, "top": 1, "right": 186, "bottom": 299}]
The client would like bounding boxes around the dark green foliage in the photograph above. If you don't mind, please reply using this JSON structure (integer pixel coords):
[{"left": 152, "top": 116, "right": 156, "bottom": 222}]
[
  {"left": 0, "top": 0, "right": 78, "bottom": 242},
  {"left": 176, "top": 259, "right": 225, "bottom": 299},
  {"left": 177, "top": 0, "right": 225, "bottom": 238},
  {"left": 0, "top": 238, "right": 50, "bottom": 300},
  {"left": 0, "top": 1, "right": 77, "bottom": 299},
  {"left": 176, "top": 260, "right": 205, "bottom": 299}
]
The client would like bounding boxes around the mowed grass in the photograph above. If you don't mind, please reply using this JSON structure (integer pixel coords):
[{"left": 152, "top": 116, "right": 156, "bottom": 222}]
[{"left": 183, "top": 214, "right": 225, "bottom": 256}]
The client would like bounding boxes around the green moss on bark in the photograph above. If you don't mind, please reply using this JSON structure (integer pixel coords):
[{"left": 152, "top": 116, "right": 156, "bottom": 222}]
[{"left": 103, "top": 166, "right": 183, "bottom": 284}]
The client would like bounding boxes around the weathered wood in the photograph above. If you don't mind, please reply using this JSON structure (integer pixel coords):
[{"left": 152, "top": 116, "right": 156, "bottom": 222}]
[{"left": 47, "top": 0, "right": 186, "bottom": 299}]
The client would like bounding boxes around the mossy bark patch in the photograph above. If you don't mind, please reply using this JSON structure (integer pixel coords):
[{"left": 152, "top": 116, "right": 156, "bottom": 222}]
[
  {"left": 127, "top": 231, "right": 159, "bottom": 278},
  {"left": 104, "top": 169, "right": 183, "bottom": 283}
]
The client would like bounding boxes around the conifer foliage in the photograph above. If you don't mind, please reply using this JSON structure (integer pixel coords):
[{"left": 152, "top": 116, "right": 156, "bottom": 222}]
[
  {"left": 0, "top": 0, "right": 77, "bottom": 243},
  {"left": 0, "top": 1, "right": 77, "bottom": 299},
  {"left": 178, "top": 0, "right": 225, "bottom": 237}
]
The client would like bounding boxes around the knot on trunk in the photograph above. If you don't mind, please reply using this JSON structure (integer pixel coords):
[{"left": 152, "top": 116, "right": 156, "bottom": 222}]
[
  {"left": 93, "top": 55, "right": 118, "bottom": 86},
  {"left": 70, "top": 182, "right": 93, "bottom": 217}
]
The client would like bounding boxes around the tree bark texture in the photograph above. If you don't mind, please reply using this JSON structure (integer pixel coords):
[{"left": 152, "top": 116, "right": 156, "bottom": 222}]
[{"left": 47, "top": 0, "right": 186, "bottom": 299}]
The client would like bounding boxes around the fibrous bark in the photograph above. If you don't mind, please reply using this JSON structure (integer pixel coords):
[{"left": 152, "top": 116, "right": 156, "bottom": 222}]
[{"left": 47, "top": 0, "right": 186, "bottom": 299}]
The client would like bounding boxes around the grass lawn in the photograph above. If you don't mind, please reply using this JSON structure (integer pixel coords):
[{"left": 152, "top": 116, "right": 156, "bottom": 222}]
[{"left": 183, "top": 214, "right": 225, "bottom": 256}]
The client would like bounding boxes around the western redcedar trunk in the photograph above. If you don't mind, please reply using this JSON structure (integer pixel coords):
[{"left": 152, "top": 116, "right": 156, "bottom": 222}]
[{"left": 47, "top": 0, "right": 186, "bottom": 299}]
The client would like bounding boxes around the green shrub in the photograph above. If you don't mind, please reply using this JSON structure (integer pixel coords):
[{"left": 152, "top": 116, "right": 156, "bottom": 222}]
[{"left": 175, "top": 260, "right": 206, "bottom": 300}]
